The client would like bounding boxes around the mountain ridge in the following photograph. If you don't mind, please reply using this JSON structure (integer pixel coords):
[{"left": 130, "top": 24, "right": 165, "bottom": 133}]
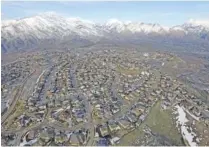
[{"left": 2, "top": 12, "right": 209, "bottom": 53}]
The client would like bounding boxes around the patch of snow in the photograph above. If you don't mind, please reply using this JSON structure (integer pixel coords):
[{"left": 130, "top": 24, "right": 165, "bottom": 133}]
[
  {"left": 143, "top": 53, "right": 149, "bottom": 57},
  {"left": 54, "top": 108, "right": 64, "bottom": 113},
  {"left": 6, "top": 100, "right": 10, "bottom": 109},
  {"left": 68, "top": 118, "right": 72, "bottom": 128},
  {"left": 66, "top": 105, "right": 71, "bottom": 110},
  {"left": 171, "top": 26, "right": 185, "bottom": 31},
  {"left": 19, "top": 115, "right": 25, "bottom": 119},
  {"left": 184, "top": 108, "right": 200, "bottom": 121},
  {"left": 188, "top": 19, "right": 209, "bottom": 29},
  {"left": 126, "top": 22, "right": 168, "bottom": 34},
  {"left": 110, "top": 137, "right": 120, "bottom": 145},
  {"left": 175, "top": 105, "right": 199, "bottom": 146},
  {"left": 95, "top": 132, "right": 99, "bottom": 137},
  {"left": 36, "top": 69, "right": 46, "bottom": 83},
  {"left": 66, "top": 132, "right": 73, "bottom": 139},
  {"left": 124, "top": 20, "right": 132, "bottom": 25},
  {"left": 141, "top": 71, "right": 150, "bottom": 76},
  {"left": 19, "top": 133, "right": 37, "bottom": 146},
  {"left": 106, "top": 19, "right": 123, "bottom": 26},
  {"left": 139, "top": 114, "right": 146, "bottom": 121},
  {"left": 37, "top": 110, "right": 45, "bottom": 114},
  {"left": 106, "top": 19, "right": 125, "bottom": 32}
]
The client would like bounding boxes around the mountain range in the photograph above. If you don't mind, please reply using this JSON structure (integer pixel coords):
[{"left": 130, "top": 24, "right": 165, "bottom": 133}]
[{"left": 2, "top": 12, "right": 209, "bottom": 53}]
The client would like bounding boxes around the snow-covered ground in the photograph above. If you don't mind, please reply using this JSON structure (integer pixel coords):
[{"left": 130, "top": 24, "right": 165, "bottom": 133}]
[
  {"left": 184, "top": 108, "right": 200, "bottom": 121},
  {"left": 36, "top": 69, "right": 46, "bottom": 83},
  {"left": 6, "top": 100, "right": 10, "bottom": 109},
  {"left": 19, "top": 133, "right": 37, "bottom": 146},
  {"left": 141, "top": 71, "right": 150, "bottom": 76},
  {"left": 175, "top": 105, "right": 199, "bottom": 146},
  {"left": 143, "top": 53, "right": 149, "bottom": 57},
  {"left": 53, "top": 108, "right": 64, "bottom": 115}
]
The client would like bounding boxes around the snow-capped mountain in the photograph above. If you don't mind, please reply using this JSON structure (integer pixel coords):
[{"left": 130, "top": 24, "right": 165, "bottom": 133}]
[
  {"left": 104, "top": 19, "right": 169, "bottom": 34},
  {"left": 2, "top": 12, "right": 101, "bottom": 39},
  {"left": 1, "top": 12, "right": 209, "bottom": 53},
  {"left": 1, "top": 13, "right": 103, "bottom": 52},
  {"left": 105, "top": 19, "right": 126, "bottom": 33}
]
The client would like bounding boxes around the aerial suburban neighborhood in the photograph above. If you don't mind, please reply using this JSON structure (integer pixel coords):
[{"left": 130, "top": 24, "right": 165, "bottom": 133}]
[{"left": 1, "top": 48, "right": 209, "bottom": 146}]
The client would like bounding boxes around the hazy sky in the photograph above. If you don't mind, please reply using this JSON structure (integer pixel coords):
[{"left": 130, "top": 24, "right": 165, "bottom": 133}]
[{"left": 1, "top": 1, "right": 209, "bottom": 26}]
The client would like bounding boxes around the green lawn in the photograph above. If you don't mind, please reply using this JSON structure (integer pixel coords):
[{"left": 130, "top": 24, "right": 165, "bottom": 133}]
[{"left": 118, "top": 101, "right": 184, "bottom": 146}]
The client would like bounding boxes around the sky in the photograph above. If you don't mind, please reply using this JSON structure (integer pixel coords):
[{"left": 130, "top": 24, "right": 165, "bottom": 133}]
[{"left": 1, "top": 1, "right": 209, "bottom": 26}]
